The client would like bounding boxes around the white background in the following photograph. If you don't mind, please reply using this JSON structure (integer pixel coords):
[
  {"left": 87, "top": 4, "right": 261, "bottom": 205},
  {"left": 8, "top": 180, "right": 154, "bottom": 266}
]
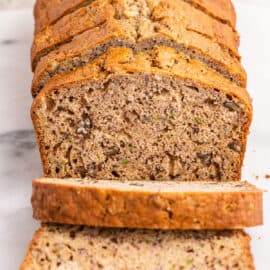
[{"left": 0, "top": 1, "right": 269, "bottom": 269}]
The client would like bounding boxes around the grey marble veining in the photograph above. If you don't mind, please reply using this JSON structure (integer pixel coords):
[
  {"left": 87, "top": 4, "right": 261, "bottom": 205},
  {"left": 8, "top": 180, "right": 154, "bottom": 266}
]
[
  {"left": 0, "top": 129, "right": 41, "bottom": 269},
  {"left": 0, "top": 8, "right": 40, "bottom": 269},
  {"left": 0, "top": 130, "right": 35, "bottom": 155}
]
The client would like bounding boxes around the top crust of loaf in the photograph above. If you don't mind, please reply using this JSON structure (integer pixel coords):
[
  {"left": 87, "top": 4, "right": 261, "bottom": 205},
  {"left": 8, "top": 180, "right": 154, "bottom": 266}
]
[
  {"left": 31, "top": 0, "right": 239, "bottom": 69},
  {"left": 33, "top": 0, "right": 236, "bottom": 34},
  {"left": 34, "top": 0, "right": 94, "bottom": 34},
  {"left": 32, "top": 47, "right": 252, "bottom": 116},
  {"left": 31, "top": 9, "right": 246, "bottom": 97}
]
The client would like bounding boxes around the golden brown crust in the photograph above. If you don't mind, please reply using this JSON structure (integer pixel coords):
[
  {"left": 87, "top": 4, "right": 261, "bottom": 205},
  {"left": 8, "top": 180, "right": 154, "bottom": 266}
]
[
  {"left": 149, "top": 0, "right": 239, "bottom": 55},
  {"left": 238, "top": 231, "right": 256, "bottom": 270},
  {"left": 31, "top": 0, "right": 240, "bottom": 70},
  {"left": 31, "top": 179, "right": 263, "bottom": 229},
  {"left": 34, "top": 0, "right": 94, "bottom": 34},
  {"left": 31, "top": 1, "right": 111, "bottom": 69},
  {"left": 31, "top": 14, "right": 246, "bottom": 97},
  {"left": 34, "top": 0, "right": 237, "bottom": 34}
]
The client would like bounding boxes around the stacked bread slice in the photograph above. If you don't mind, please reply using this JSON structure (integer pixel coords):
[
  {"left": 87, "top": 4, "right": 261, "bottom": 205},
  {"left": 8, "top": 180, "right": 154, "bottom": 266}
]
[
  {"left": 21, "top": 0, "right": 263, "bottom": 269},
  {"left": 30, "top": 178, "right": 262, "bottom": 230}
]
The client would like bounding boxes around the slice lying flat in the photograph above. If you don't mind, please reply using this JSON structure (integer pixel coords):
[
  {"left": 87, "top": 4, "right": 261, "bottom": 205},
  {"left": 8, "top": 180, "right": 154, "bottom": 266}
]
[
  {"left": 32, "top": 178, "right": 262, "bottom": 230},
  {"left": 20, "top": 224, "right": 255, "bottom": 269}
]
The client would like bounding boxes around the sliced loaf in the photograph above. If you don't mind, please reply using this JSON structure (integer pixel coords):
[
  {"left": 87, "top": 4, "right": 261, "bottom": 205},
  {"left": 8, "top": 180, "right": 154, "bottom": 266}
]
[
  {"left": 31, "top": 13, "right": 246, "bottom": 98},
  {"left": 31, "top": 0, "right": 240, "bottom": 69},
  {"left": 20, "top": 224, "right": 255, "bottom": 269},
  {"left": 32, "top": 178, "right": 263, "bottom": 230},
  {"left": 32, "top": 47, "right": 252, "bottom": 181},
  {"left": 33, "top": 0, "right": 237, "bottom": 34}
]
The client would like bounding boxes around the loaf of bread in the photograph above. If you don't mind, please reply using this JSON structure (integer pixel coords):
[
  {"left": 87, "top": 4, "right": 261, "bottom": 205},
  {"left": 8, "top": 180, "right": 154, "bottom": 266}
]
[
  {"left": 32, "top": 47, "right": 251, "bottom": 181},
  {"left": 24, "top": 1, "right": 260, "bottom": 268},
  {"left": 20, "top": 224, "right": 255, "bottom": 269},
  {"left": 34, "top": 0, "right": 237, "bottom": 34},
  {"left": 32, "top": 178, "right": 263, "bottom": 230},
  {"left": 32, "top": 0, "right": 239, "bottom": 70}
]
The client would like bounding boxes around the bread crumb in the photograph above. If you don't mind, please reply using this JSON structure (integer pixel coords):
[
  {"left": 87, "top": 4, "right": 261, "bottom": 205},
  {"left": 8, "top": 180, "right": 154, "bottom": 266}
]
[{"left": 255, "top": 175, "right": 259, "bottom": 180}]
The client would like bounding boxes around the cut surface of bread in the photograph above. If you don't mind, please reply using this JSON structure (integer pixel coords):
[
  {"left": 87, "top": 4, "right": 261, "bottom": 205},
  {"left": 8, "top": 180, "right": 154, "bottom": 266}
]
[
  {"left": 32, "top": 47, "right": 252, "bottom": 182},
  {"left": 33, "top": 0, "right": 236, "bottom": 34},
  {"left": 32, "top": 178, "right": 263, "bottom": 229},
  {"left": 20, "top": 224, "right": 255, "bottom": 269},
  {"left": 31, "top": 14, "right": 246, "bottom": 98},
  {"left": 31, "top": 0, "right": 240, "bottom": 69}
]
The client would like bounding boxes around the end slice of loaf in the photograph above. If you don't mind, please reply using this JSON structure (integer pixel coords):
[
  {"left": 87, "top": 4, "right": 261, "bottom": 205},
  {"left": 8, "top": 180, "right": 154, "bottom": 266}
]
[
  {"left": 32, "top": 46, "right": 252, "bottom": 181},
  {"left": 32, "top": 178, "right": 263, "bottom": 230},
  {"left": 20, "top": 224, "right": 255, "bottom": 269}
]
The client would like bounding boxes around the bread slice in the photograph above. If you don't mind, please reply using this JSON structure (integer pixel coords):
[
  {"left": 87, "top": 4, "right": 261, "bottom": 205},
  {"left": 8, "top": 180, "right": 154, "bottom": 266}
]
[
  {"left": 34, "top": 0, "right": 236, "bottom": 34},
  {"left": 31, "top": 0, "right": 240, "bottom": 70},
  {"left": 31, "top": 15, "right": 246, "bottom": 98},
  {"left": 20, "top": 224, "right": 255, "bottom": 269},
  {"left": 32, "top": 47, "right": 252, "bottom": 181},
  {"left": 32, "top": 178, "right": 263, "bottom": 230}
]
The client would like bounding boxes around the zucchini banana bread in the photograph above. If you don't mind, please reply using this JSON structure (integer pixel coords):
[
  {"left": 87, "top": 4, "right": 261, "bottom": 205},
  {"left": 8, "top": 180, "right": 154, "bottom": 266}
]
[
  {"left": 32, "top": 178, "right": 263, "bottom": 230},
  {"left": 31, "top": 0, "right": 240, "bottom": 70},
  {"left": 20, "top": 224, "right": 255, "bottom": 269},
  {"left": 34, "top": 0, "right": 237, "bottom": 34},
  {"left": 32, "top": 47, "right": 252, "bottom": 181},
  {"left": 23, "top": 2, "right": 259, "bottom": 268}
]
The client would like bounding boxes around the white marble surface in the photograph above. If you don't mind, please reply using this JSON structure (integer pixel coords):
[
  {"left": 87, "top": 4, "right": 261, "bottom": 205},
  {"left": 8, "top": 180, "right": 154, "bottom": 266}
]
[
  {"left": 0, "top": 1, "right": 270, "bottom": 269},
  {"left": 0, "top": 0, "right": 34, "bottom": 9}
]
